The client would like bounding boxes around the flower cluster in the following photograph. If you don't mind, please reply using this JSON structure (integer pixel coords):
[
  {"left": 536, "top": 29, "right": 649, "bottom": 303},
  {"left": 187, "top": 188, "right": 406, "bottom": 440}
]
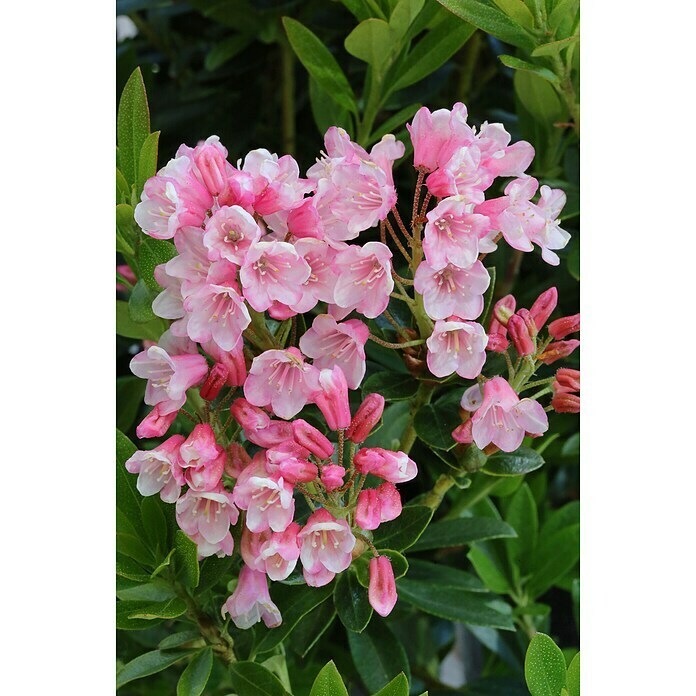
[{"left": 122, "top": 102, "right": 577, "bottom": 631}]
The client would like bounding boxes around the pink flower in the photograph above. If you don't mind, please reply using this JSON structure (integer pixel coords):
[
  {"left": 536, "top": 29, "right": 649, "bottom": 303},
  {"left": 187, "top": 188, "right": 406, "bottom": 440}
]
[
  {"left": 529, "top": 287, "right": 558, "bottom": 330},
  {"left": 241, "top": 523, "right": 301, "bottom": 581},
  {"left": 203, "top": 205, "right": 262, "bottom": 265},
  {"left": 508, "top": 312, "right": 535, "bottom": 356},
  {"left": 199, "top": 363, "right": 229, "bottom": 401},
  {"left": 426, "top": 142, "right": 490, "bottom": 202},
  {"left": 152, "top": 264, "right": 185, "bottom": 321},
  {"left": 471, "top": 376, "right": 548, "bottom": 452},
  {"left": 136, "top": 404, "right": 179, "bottom": 439},
  {"left": 183, "top": 261, "right": 251, "bottom": 351},
  {"left": 240, "top": 240, "right": 311, "bottom": 312},
  {"left": 125, "top": 435, "right": 184, "bottom": 503},
  {"left": 202, "top": 339, "right": 247, "bottom": 387},
  {"left": 346, "top": 393, "right": 385, "bottom": 444},
  {"left": 265, "top": 441, "right": 318, "bottom": 484},
  {"left": 230, "top": 397, "right": 271, "bottom": 432},
  {"left": 130, "top": 345, "right": 208, "bottom": 415},
  {"left": 311, "top": 366, "right": 352, "bottom": 430},
  {"left": 241, "top": 149, "right": 313, "bottom": 216},
  {"left": 461, "top": 383, "right": 484, "bottom": 412},
  {"left": 407, "top": 103, "right": 471, "bottom": 172},
  {"left": 222, "top": 565, "right": 282, "bottom": 629},
  {"left": 320, "top": 464, "right": 346, "bottom": 492},
  {"left": 232, "top": 457, "right": 295, "bottom": 533},
  {"left": 176, "top": 486, "right": 239, "bottom": 558},
  {"left": 191, "top": 136, "right": 232, "bottom": 198},
  {"left": 422, "top": 197, "right": 490, "bottom": 270},
  {"left": 538, "top": 339, "right": 580, "bottom": 365},
  {"left": 554, "top": 368, "right": 580, "bottom": 394},
  {"left": 426, "top": 320, "right": 487, "bottom": 378},
  {"left": 226, "top": 442, "right": 251, "bottom": 479},
  {"left": 489, "top": 294, "right": 516, "bottom": 336},
  {"left": 355, "top": 489, "right": 381, "bottom": 530},
  {"left": 299, "top": 314, "right": 368, "bottom": 390},
  {"left": 376, "top": 482, "right": 402, "bottom": 522},
  {"left": 354, "top": 448, "right": 417, "bottom": 483},
  {"left": 175, "top": 424, "right": 226, "bottom": 491},
  {"left": 134, "top": 156, "right": 213, "bottom": 239},
  {"left": 368, "top": 556, "right": 397, "bottom": 617},
  {"left": 548, "top": 313, "right": 580, "bottom": 339},
  {"left": 298, "top": 508, "right": 356, "bottom": 587},
  {"left": 292, "top": 419, "right": 334, "bottom": 460},
  {"left": 332, "top": 242, "right": 394, "bottom": 318},
  {"left": 414, "top": 260, "right": 490, "bottom": 321},
  {"left": 291, "top": 238, "right": 341, "bottom": 312},
  {"left": 475, "top": 122, "right": 534, "bottom": 179},
  {"left": 164, "top": 226, "right": 211, "bottom": 302},
  {"left": 244, "top": 348, "right": 318, "bottom": 420}
]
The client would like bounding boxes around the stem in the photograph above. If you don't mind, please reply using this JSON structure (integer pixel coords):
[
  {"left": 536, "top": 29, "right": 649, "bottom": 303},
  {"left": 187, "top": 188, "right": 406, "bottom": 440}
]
[
  {"left": 180, "top": 589, "right": 236, "bottom": 664},
  {"left": 390, "top": 207, "right": 411, "bottom": 240},
  {"left": 368, "top": 334, "right": 425, "bottom": 350},
  {"left": 421, "top": 473, "right": 457, "bottom": 510},
  {"left": 383, "top": 310, "right": 410, "bottom": 340},
  {"left": 384, "top": 218, "right": 412, "bottom": 263},
  {"left": 412, "top": 169, "right": 425, "bottom": 227}
]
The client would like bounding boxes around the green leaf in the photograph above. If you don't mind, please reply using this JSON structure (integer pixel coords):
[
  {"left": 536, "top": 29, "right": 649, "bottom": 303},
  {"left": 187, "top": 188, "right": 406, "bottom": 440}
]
[
  {"left": 117, "top": 168, "right": 131, "bottom": 205},
  {"left": 525, "top": 633, "right": 567, "bottom": 696},
  {"left": 364, "top": 401, "right": 410, "bottom": 449},
  {"left": 177, "top": 648, "right": 213, "bottom": 696},
  {"left": 117, "top": 67, "right": 150, "bottom": 186},
  {"left": 334, "top": 568, "right": 373, "bottom": 632},
  {"left": 206, "top": 33, "right": 254, "bottom": 71},
  {"left": 436, "top": 0, "right": 536, "bottom": 50},
  {"left": 504, "top": 483, "right": 538, "bottom": 575},
  {"left": 392, "top": 14, "right": 474, "bottom": 91},
  {"left": 410, "top": 517, "right": 516, "bottom": 551},
  {"left": 116, "top": 579, "right": 176, "bottom": 602},
  {"left": 128, "top": 279, "right": 156, "bottom": 323},
  {"left": 375, "top": 673, "right": 410, "bottom": 696},
  {"left": 480, "top": 265, "right": 497, "bottom": 328},
  {"left": 566, "top": 652, "right": 580, "bottom": 696},
  {"left": 116, "top": 601, "right": 164, "bottom": 631},
  {"left": 527, "top": 524, "right": 580, "bottom": 598},
  {"left": 309, "top": 77, "right": 352, "bottom": 136},
  {"left": 117, "top": 300, "right": 165, "bottom": 341},
  {"left": 116, "top": 375, "right": 146, "bottom": 433},
  {"left": 390, "top": 0, "right": 426, "bottom": 37},
  {"left": 283, "top": 17, "right": 358, "bottom": 114},
  {"left": 116, "top": 553, "right": 150, "bottom": 582},
  {"left": 414, "top": 401, "right": 461, "bottom": 450},
  {"left": 255, "top": 582, "right": 334, "bottom": 654},
  {"left": 141, "top": 496, "right": 169, "bottom": 555},
  {"left": 126, "top": 597, "right": 187, "bottom": 620},
  {"left": 354, "top": 549, "right": 409, "bottom": 587},
  {"left": 483, "top": 446, "right": 545, "bottom": 476},
  {"left": 345, "top": 19, "right": 396, "bottom": 71},
  {"left": 116, "top": 203, "right": 136, "bottom": 255},
  {"left": 117, "top": 649, "right": 193, "bottom": 688},
  {"left": 368, "top": 103, "right": 421, "bottom": 146},
  {"left": 137, "top": 131, "right": 160, "bottom": 197},
  {"left": 492, "top": 0, "right": 534, "bottom": 27},
  {"left": 404, "top": 559, "right": 486, "bottom": 592},
  {"left": 310, "top": 660, "right": 349, "bottom": 696},
  {"left": 397, "top": 572, "right": 514, "bottom": 629},
  {"left": 348, "top": 619, "right": 410, "bottom": 692},
  {"left": 362, "top": 372, "right": 418, "bottom": 401},
  {"left": 288, "top": 600, "right": 337, "bottom": 658},
  {"left": 467, "top": 545, "right": 512, "bottom": 594},
  {"left": 174, "top": 530, "right": 200, "bottom": 589},
  {"left": 499, "top": 55, "right": 559, "bottom": 84},
  {"left": 532, "top": 35, "right": 579, "bottom": 58},
  {"left": 198, "top": 555, "right": 234, "bottom": 593},
  {"left": 540, "top": 501, "right": 579, "bottom": 540},
  {"left": 228, "top": 661, "right": 291, "bottom": 696},
  {"left": 116, "top": 429, "right": 146, "bottom": 538},
  {"left": 139, "top": 238, "right": 177, "bottom": 292},
  {"left": 372, "top": 505, "right": 432, "bottom": 551},
  {"left": 514, "top": 70, "right": 564, "bottom": 125},
  {"left": 159, "top": 630, "right": 201, "bottom": 650}
]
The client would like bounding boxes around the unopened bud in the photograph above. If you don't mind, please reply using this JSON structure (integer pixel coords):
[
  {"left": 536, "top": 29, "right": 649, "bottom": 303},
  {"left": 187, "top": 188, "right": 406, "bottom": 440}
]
[
  {"left": 486, "top": 333, "right": 509, "bottom": 352},
  {"left": 551, "top": 391, "right": 580, "bottom": 413},
  {"left": 312, "top": 366, "right": 351, "bottom": 431},
  {"left": 346, "top": 393, "right": 385, "bottom": 444},
  {"left": 320, "top": 464, "right": 345, "bottom": 492},
  {"left": 539, "top": 339, "right": 580, "bottom": 365},
  {"left": 278, "top": 458, "right": 319, "bottom": 484},
  {"left": 200, "top": 363, "right": 229, "bottom": 401},
  {"left": 508, "top": 314, "right": 535, "bottom": 356},
  {"left": 226, "top": 442, "right": 251, "bottom": 478},
  {"left": 517, "top": 308, "right": 538, "bottom": 338},
  {"left": 529, "top": 287, "right": 558, "bottom": 330},
  {"left": 554, "top": 368, "right": 580, "bottom": 394},
  {"left": 368, "top": 556, "right": 397, "bottom": 617},
  {"left": 195, "top": 146, "right": 229, "bottom": 198},
  {"left": 548, "top": 313, "right": 580, "bottom": 340},
  {"left": 355, "top": 489, "right": 381, "bottom": 530},
  {"left": 452, "top": 420, "right": 474, "bottom": 444},
  {"left": 490, "top": 294, "right": 516, "bottom": 334},
  {"left": 292, "top": 419, "right": 334, "bottom": 459},
  {"left": 136, "top": 404, "right": 178, "bottom": 439}
]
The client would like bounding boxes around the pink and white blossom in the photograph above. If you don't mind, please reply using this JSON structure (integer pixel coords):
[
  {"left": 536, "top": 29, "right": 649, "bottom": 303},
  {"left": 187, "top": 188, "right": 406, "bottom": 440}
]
[
  {"left": 203, "top": 205, "right": 262, "bottom": 265},
  {"left": 311, "top": 366, "right": 352, "bottom": 431},
  {"left": 241, "top": 523, "right": 301, "bottom": 581},
  {"left": 125, "top": 435, "right": 184, "bottom": 503},
  {"left": 426, "top": 320, "right": 487, "bottom": 379},
  {"left": 222, "top": 565, "right": 282, "bottom": 629},
  {"left": 368, "top": 556, "right": 398, "bottom": 617},
  {"left": 354, "top": 448, "right": 418, "bottom": 484},
  {"left": 175, "top": 423, "right": 226, "bottom": 491}
]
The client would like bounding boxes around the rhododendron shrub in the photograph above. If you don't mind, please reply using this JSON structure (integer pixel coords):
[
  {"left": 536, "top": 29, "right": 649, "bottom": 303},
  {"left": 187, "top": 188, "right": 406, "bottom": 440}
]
[{"left": 116, "top": 3, "right": 579, "bottom": 689}]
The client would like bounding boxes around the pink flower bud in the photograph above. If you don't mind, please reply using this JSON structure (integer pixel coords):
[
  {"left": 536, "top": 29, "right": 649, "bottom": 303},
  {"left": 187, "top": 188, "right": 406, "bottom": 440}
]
[
  {"left": 554, "top": 368, "right": 580, "bottom": 394},
  {"left": 356, "top": 489, "right": 382, "bottom": 530},
  {"left": 452, "top": 419, "right": 474, "bottom": 444},
  {"left": 517, "top": 308, "right": 537, "bottom": 338},
  {"left": 200, "top": 363, "right": 229, "bottom": 401},
  {"left": 368, "top": 556, "right": 397, "bottom": 617},
  {"left": 287, "top": 198, "right": 323, "bottom": 239},
  {"left": 195, "top": 146, "right": 229, "bottom": 198},
  {"left": 539, "top": 339, "right": 580, "bottom": 365},
  {"left": 312, "top": 366, "right": 352, "bottom": 431},
  {"left": 551, "top": 391, "right": 580, "bottom": 413},
  {"left": 268, "top": 301, "right": 298, "bottom": 321},
  {"left": 226, "top": 442, "right": 251, "bottom": 478},
  {"left": 320, "top": 464, "right": 345, "bottom": 492},
  {"left": 508, "top": 314, "right": 535, "bottom": 356},
  {"left": 277, "top": 457, "right": 319, "bottom": 484},
  {"left": 230, "top": 398, "right": 270, "bottom": 432},
  {"left": 529, "top": 287, "right": 558, "bottom": 331},
  {"left": 354, "top": 448, "right": 417, "bottom": 483},
  {"left": 376, "top": 482, "right": 402, "bottom": 522},
  {"left": 486, "top": 333, "right": 509, "bottom": 353},
  {"left": 292, "top": 419, "right": 334, "bottom": 459},
  {"left": 548, "top": 313, "right": 580, "bottom": 339},
  {"left": 136, "top": 404, "right": 178, "bottom": 439},
  {"left": 346, "top": 393, "right": 385, "bottom": 444},
  {"left": 491, "top": 294, "right": 516, "bottom": 331}
]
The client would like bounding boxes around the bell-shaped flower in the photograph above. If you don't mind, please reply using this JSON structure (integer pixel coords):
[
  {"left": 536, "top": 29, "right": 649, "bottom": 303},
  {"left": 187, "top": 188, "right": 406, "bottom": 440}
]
[
  {"left": 346, "top": 393, "right": 385, "bottom": 444},
  {"left": 292, "top": 419, "right": 334, "bottom": 460},
  {"left": 471, "top": 376, "right": 548, "bottom": 452},
  {"left": 136, "top": 404, "right": 179, "bottom": 439},
  {"left": 222, "top": 565, "right": 282, "bottom": 629},
  {"left": 291, "top": 238, "right": 341, "bottom": 312},
  {"left": 320, "top": 464, "right": 346, "bottom": 492},
  {"left": 310, "top": 366, "right": 352, "bottom": 431},
  {"left": 175, "top": 424, "right": 226, "bottom": 491},
  {"left": 426, "top": 320, "right": 488, "bottom": 379},
  {"left": 125, "top": 435, "right": 184, "bottom": 503},
  {"left": 354, "top": 448, "right": 417, "bottom": 484},
  {"left": 414, "top": 260, "right": 490, "bottom": 321},
  {"left": 203, "top": 205, "right": 262, "bottom": 265},
  {"left": 407, "top": 103, "right": 471, "bottom": 172},
  {"left": 241, "top": 523, "right": 301, "bottom": 581}
]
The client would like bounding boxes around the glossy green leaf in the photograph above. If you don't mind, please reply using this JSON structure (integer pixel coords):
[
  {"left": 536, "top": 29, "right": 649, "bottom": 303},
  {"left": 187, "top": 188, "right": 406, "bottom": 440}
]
[
  {"left": 532, "top": 35, "right": 579, "bottom": 58},
  {"left": 525, "top": 633, "right": 567, "bottom": 696},
  {"left": 117, "top": 67, "right": 150, "bottom": 186},
  {"left": 116, "top": 579, "right": 176, "bottom": 602},
  {"left": 372, "top": 505, "right": 432, "bottom": 551},
  {"left": 390, "top": 0, "right": 426, "bottom": 37},
  {"left": 228, "top": 661, "right": 290, "bottom": 696},
  {"left": 310, "top": 660, "right": 349, "bottom": 696},
  {"left": 436, "top": 0, "right": 536, "bottom": 50},
  {"left": 126, "top": 596, "right": 187, "bottom": 620},
  {"left": 345, "top": 19, "right": 396, "bottom": 70},
  {"left": 354, "top": 549, "right": 409, "bottom": 587},
  {"left": 116, "top": 429, "right": 145, "bottom": 537},
  {"left": 348, "top": 619, "right": 410, "bottom": 692},
  {"left": 483, "top": 446, "right": 545, "bottom": 476},
  {"left": 540, "top": 501, "right": 579, "bottom": 540},
  {"left": 504, "top": 483, "right": 538, "bottom": 574},
  {"left": 500, "top": 55, "right": 559, "bottom": 83},
  {"left": 492, "top": 0, "right": 534, "bottom": 27},
  {"left": 514, "top": 70, "right": 564, "bottom": 125},
  {"left": 414, "top": 401, "right": 461, "bottom": 450},
  {"left": 177, "top": 648, "right": 213, "bottom": 696},
  {"left": 128, "top": 279, "right": 156, "bottom": 323},
  {"left": 334, "top": 568, "right": 373, "bottom": 632},
  {"left": 288, "top": 600, "right": 337, "bottom": 658},
  {"left": 175, "top": 530, "right": 200, "bottom": 589},
  {"left": 527, "top": 524, "right": 580, "bottom": 598},
  {"left": 117, "top": 300, "right": 165, "bottom": 341},
  {"left": 198, "top": 555, "right": 234, "bottom": 593},
  {"left": 116, "top": 376, "right": 146, "bottom": 433},
  {"left": 367, "top": 103, "right": 421, "bottom": 146},
  {"left": 138, "top": 238, "right": 177, "bottom": 292},
  {"left": 410, "top": 517, "right": 516, "bottom": 551},
  {"left": 392, "top": 13, "right": 474, "bottom": 91},
  {"left": 566, "top": 652, "right": 580, "bottom": 696},
  {"left": 116, "top": 553, "right": 150, "bottom": 582},
  {"left": 141, "top": 495, "right": 169, "bottom": 555},
  {"left": 309, "top": 77, "right": 352, "bottom": 136},
  {"left": 283, "top": 17, "right": 358, "bottom": 114},
  {"left": 137, "top": 130, "right": 160, "bottom": 196},
  {"left": 362, "top": 372, "right": 418, "bottom": 401},
  {"left": 117, "top": 649, "right": 193, "bottom": 688},
  {"left": 404, "top": 559, "right": 486, "bottom": 592},
  {"left": 116, "top": 203, "right": 136, "bottom": 252},
  {"left": 116, "top": 601, "right": 164, "bottom": 631},
  {"left": 159, "top": 631, "right": 201, "bottom": 650},
  {"left": 117, "top": 167, "right": 131, "bottom": 205},
  {"left": 205, "top": 34, "right": 254, "bottom": 71},
  {"left": 374, "top": 673, "right": 410, "bottom": 696},
  {"left": 364, "top": 401, "right": 410, "bottom": 449},
  {"left": 467, "top": 545, "right": 512, "bottom": 594}
]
